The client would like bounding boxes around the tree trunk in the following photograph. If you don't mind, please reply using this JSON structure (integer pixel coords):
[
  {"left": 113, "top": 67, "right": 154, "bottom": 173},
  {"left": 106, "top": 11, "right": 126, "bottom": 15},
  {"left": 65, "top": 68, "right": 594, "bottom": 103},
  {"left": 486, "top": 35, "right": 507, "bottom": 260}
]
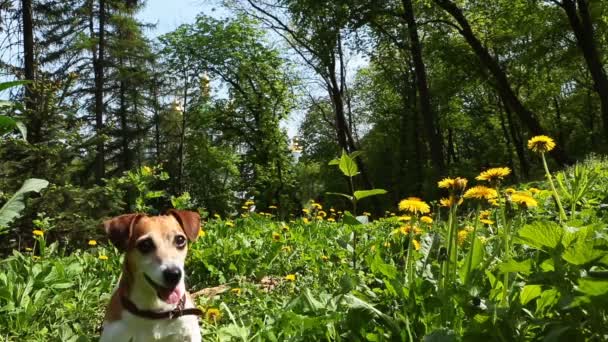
[
  {"left": 119, "top": 75, "right": 131, "bottom": 172},
  {"left": 21, "top": 0, "right": 38, "bottom": 142},
  {"left": 402, "top": 0, "right": 445, "bottom": 175},
  {"left": 92, "top": 0, "right": 106, "bottom": 184},
  {"left": 560, "top": 0, "right": 608, "bottom": 142},
  {"left": 433, "top": 0, "right": 571, "bottom": 165},
  {"left": 178, "top": 71, "right": 188, "bottom": 194}
]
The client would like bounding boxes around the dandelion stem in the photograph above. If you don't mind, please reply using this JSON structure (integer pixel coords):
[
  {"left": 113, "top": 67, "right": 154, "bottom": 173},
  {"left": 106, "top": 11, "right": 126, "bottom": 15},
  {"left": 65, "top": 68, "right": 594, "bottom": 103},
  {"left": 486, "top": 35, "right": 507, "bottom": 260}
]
[{"left": 541, "top": 153, "right": 567, "bottom": 222}]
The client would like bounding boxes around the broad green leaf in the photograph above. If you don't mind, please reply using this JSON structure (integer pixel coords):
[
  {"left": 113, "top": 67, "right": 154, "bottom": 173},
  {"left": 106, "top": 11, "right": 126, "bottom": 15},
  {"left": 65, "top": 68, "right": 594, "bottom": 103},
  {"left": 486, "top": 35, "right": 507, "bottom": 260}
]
[
  {"left": 461, "top": 236, "right": 485, "bottom": 285},
  {"left": 520, "top": 285, "right": 542, "bottom": 305},
  {"left": 0, "top": 178, "right": 49, "bottom": 230},
  {"left": 577, "top": 278, "right": 608, "bottom": 296},
  {"left": 536, "top": 288, "right": 560, "bottom": 315},
  {"left": 342, "top": 211, "right": 362, "bottom": 226},
  {"left": 354, "top": 189, "right": 387, "bottom": 201},
  {"left": 498, "top": 258, "right": 532, "bottom": 275},
  {"left": 516, "top": 221, "right": 563, "bottom": 251},
  {"left": 328, "top": 158, "right": 339, "bottom": 165},
  {"left": 338, "top": 150, "right": 358, "bottom": 177},
  {"left": 0, "top": 115, "right": 17, "bottom": 136},
  {"left": 370, "top": 253, "right": 397, "bottom": 280},
  {"left": 563, "top": 242, "right": 606, "bottom": 266}
]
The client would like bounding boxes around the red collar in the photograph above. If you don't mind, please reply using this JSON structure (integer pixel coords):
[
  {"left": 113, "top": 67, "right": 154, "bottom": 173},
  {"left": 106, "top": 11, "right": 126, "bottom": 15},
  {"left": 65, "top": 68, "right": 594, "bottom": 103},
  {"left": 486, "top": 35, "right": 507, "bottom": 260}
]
[{"left": 120, "top": 295, "right": 202, "bottom": 320}]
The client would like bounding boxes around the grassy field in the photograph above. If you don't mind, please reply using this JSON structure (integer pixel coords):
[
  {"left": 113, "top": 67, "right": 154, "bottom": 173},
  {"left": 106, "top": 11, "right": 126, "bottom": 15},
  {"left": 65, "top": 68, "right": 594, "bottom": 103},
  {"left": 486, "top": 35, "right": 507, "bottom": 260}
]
[{"left": 2, "top": 155, "right": 608, "bottom": 341}]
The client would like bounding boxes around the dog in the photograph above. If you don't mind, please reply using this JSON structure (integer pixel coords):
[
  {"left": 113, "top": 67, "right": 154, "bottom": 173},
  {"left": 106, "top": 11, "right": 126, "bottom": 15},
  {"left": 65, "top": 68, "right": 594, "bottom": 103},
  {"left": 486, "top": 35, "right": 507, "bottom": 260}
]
[{"left": 100, "top": 209, "right": 202, "bottom": 342}]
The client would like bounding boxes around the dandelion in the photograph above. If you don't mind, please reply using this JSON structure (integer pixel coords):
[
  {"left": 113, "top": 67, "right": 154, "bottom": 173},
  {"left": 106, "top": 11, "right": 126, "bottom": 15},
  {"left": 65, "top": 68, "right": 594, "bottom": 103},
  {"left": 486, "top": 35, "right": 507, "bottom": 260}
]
[
  {"left": 318, "top": 210, "right": 327, "bottom": 218},
  {"left": 327, "top": 217, "right": 335, "bottom": 222},
  {"left": 457, "top": 230, "right": 470, "bottom": 246},
  {"left": 438, "top": 177, "right": 468, "bottom": 191},
  {"left": 302, "top": 217, "right": 309, "bottom": 224},
  {"left": 302, "top": 208, "right": 310, "bottom": 214},
  {"left": 32, "top": 256, "right": 40, "bottom": 260},
  {"left": 25, "top": 247, "right": 32, "bottom": 251},
  {"left": 370, "top": 245, "right": 376, "bottom": 252},
  {"left": 412, "top": 239, "right": 421, "bottom": 251},
  {"left": 231, "top": 288, "right": 242, "bottom": 296},
  {"left": 241, "top": 206, "right": 249, "bottom": 210},
  {"left": 225, "top": 221, "right": 235, "bottom": 228},
  {"left": 272, "top": 232, "right": 281, "bottom": 241},
  {"left": 420, "top": 216, "right": 433, "bottom": 224},
  {"left": 321, "top": 255, "right": 329, "bottom": 261},
  {"left": 510, "top": 192, "right": 538, "bottom": 208},
  {"left": 463, "top": 186, "right": 498, "bottom": 200},
  {"left": 330, "top": 208, "right": 335, "bottom": 213},
  {"left": 312, "top": 203, "right": 322, "bottom": 210},
  {"left": 315, "top": 215, "right": 324, "bottom": 220},
  {"left": 244, "top": 200, "right": 254, "bottom": 206},
  {"left": 398, "top": 197, "right": 431, "bottom": 215},
  {"left": 480, "top": 219, "right": 494, "bottom": 225},
  {"left": 205, "top": 308, "right": 221, "bottom": 323},
  {"left": 476, "top": 167, "right": 511, "bottom": 182},
  {"left": 88, "top": 240, "right": 97, "bottom": 246},
  {"left": 281, "top": 224, "right": 290, "bottom": 232},
  {"left": 528, "top": 187, "right": 541, "bottom": 195},
  {"left": 213, "top": 213, "right": 221, "bottom": 219},
  {"left": 285, "top": 274, "right": 296, "bottom": 282},
  {"left": 198, "top": 229, "right": 206, "bottom": 238},
  {"left": 527, "top": 135, "right": 556, "bottom": 153},
  {"left": 440, "top": 196, "right": 462, "bottom": 208},
  {"left": 98, "top": 255, "right": 108, "bottom": 261},
  {"left": 281, "top": 246, "right": 292, "bottom": 253},
  {"left": 33, "top": 230, "right": 44, "bottom": 237},
  {"left": 383, "top": 241, "right": 391, "bottom": 248},
  {"left": 269, "top": 205, "right": 277, "bottom": 209}
]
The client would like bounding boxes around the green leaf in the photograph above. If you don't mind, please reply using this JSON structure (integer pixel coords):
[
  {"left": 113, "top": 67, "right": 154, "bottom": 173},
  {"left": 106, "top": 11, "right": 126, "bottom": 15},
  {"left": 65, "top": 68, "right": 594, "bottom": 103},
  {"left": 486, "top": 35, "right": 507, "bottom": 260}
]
[
  {"left": 516, "top": 221, "right": 563, "bottom": 251},
  {"left": 498, "top": 259, "right": 532, "bottom": 275},
  {"left": 338, "top": 150, "right": 358, "bottom": 177},
  {"left": 354, "top": 189, "right": 387, "bottom": 201},
  {"left": 461, "top": 236, "right": 485, "bottom": 285},
  {"left": 0, "top": 80, "right": 29, "bottom": 92},
  {"left": 577, "top": 278, "right": 608, "bottom": 296},
  {"left": 0, "top": 178, "right": 49, "bottom": 230},
  {"left": 0, "top": 115, "right": 27, "bottom": 140},
  {"left": 325, "top": 192, "right": 353, "bottom": 202},
  {"left": 520, "top": 285, "right": 542, "bottom": 305},
  {"left": 342, "top": 211, "right": 362, "bottom": 226},
  {"left": 370, "top": 253, "right": 397, "bottom": 280}
]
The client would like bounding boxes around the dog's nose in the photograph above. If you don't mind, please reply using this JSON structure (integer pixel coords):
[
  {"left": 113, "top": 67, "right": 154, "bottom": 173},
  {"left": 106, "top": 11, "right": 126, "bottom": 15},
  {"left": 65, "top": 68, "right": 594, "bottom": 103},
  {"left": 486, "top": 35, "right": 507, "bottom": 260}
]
[{"left": 162, "top": 267, "right": 182, "bottom": 287}]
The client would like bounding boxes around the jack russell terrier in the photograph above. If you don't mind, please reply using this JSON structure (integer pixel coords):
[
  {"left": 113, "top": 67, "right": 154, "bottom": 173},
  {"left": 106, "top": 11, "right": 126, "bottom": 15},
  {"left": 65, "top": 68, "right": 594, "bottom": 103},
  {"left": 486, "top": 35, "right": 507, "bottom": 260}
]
[{"left": 100, "top": 210, "right": 202, "bottom": 342}]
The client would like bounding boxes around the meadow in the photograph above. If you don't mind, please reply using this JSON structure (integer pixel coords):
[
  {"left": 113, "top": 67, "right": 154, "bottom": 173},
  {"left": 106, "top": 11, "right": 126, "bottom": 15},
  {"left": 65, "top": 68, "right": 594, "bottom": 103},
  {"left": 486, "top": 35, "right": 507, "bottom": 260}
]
[{"left": 2, "top": 139, "right": 608, "bottom": 341}]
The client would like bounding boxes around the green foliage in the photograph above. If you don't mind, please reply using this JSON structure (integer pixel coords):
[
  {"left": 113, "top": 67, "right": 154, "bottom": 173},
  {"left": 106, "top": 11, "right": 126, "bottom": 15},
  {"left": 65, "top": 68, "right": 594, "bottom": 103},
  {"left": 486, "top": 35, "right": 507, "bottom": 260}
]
[{"left": 0, "top": 179, "right": 49, "bottom": 234}]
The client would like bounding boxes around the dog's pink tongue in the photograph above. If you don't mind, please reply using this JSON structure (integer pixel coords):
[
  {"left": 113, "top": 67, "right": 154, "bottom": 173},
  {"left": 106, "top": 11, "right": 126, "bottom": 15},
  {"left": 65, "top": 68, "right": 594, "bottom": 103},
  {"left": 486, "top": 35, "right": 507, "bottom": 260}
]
[{"left": 167, "top": 287, "right": 182, "bottom": 304}]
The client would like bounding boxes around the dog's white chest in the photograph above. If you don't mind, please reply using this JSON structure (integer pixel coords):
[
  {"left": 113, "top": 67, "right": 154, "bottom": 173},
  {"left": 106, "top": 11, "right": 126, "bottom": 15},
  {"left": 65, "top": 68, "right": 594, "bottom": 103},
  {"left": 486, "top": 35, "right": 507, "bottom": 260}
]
[{"left": 101, "top": 311, "right": 201, "bottom": 342}]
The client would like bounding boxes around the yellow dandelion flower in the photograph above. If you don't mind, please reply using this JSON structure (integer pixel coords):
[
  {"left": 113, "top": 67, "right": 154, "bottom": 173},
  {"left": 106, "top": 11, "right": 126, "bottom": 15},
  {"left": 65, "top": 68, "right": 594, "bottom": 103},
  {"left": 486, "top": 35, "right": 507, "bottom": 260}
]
[
  {"left": 412, "top": 239, "right": 421, "bottom": 251},
  {"left": 321, "top": 255, "right": 329, "bottom": 261},
  {"left": 281, "top": 224, "right": 290, "bottom": 232},
  {"left": 25, "top": 247, "right": 32, "bottom": 251},
  {"left": 315, "top": 215, "right": 323, "bottom": 220},
  {"left": 510, "top": 192, "right": 538, "bottom": 208},
  {"left": 330, "top": 208, "right": 335, "bottom": 212},
  {"left": 383, "top": 241, "right": 391, "bottom": 248},
  {"left": 198, "top": 229, "right": 206, "bottom": 237},
  {"left": 241, "top": 206, "right": 249, "bottom": 210},
  {"left": 98, "top": 255, "right": 108, "bottom": 261},
  {"left": 272, "top": 232, "right": 281, "bottom": 241},
  {"left": 528, "top": 187, "right": 541, "bottom": 194},
  {"left": 327, "top": 217, "right": 335, "bottom": 222},
  {"left": 398, "top": 197, "right": 431, "bottom": 215},
  {"left": 420, "top": 216, "right": 433, "bottom": 224},
  {"left": 302, "top": 208, "right": 310, "bottom": 214},
  {"left": 463, "top": 186, "right": 498, "bottom": 200},
  {"left": 285, "top": 274, "right": 296, "bottom": 281},
  {"left": 302, "top": 217, "right": 309, "bottom": 224},
  {"left": 479, "top": 210, "right": 491, "bottom": 220},
  {"left": 390, "top": 212, "right": 396, "bottom": 216},
  {"left": 476, "top": 167, "right": 511, "bottom": 182},
  {"left": 370, "top": 245, "right": 376, "bottom": 252},
  {"left": 457, "top": 230, "right": 470, "bottom": 246},
  {"left": 225, "top": 221, "right": 235, "bottom": 228},
  {"left": 528, "top": 135, "right": 556, "bottom": 153},
  {"left": 438, "top": 177, "right": 468, "bottom": 191},
  {"left": 213, "top": 213, "right": 221, "bottom": 219},
  {"left": 231, "top": 288, "right": 242, "bottom": 296},
  {"left": 312, "top": 203, "right": 322, "bottom": 210},
  {"left": 244, "top": 200, "right": 254, "bottom": 206},
  {"left": 439, "top": 196, "right": 463, "bottom": 208},
  {"left": 282, "top": 246, "right": 292, "bottom": 252},
  {"left": 318, "top": 210, "right": 327, "bottom": 217},
  {"left": 480, "top": 219, "right": 494, "bottom": 225},
  {"left": 505, "top": 188, "right": 516, "bottom": 195},
  {"left": 205, "top": 308, "right": 221, "bottom": 323},
  {"left": 33, "top": 230, "right": 44, "bottom": 237},
  {"left": 269, "top": 205, "right": 277, "bottom": 209},
  {"left": 88, "top": 240, "right": 97, "bottom": 246},
  {"left": 32, "top": 256, "right": 40, "bottom": 260}
]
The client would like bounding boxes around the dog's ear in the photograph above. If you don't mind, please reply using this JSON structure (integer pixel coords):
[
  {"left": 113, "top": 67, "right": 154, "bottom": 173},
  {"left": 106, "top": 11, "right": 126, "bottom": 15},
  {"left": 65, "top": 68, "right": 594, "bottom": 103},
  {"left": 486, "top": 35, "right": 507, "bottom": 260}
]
[
  {"left": 103, "top": 214, "right": 142, "bottom": 251},
  {"left": 168, "top": 209, "right": 200, "bottom": 241}
]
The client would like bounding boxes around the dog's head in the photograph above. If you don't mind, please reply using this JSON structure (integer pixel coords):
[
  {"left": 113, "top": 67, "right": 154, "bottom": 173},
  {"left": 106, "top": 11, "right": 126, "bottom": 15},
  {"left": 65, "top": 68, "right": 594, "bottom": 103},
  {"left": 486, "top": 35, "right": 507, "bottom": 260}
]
[{"left": 103, "top": 210, "right": 200, "bottom": 305}]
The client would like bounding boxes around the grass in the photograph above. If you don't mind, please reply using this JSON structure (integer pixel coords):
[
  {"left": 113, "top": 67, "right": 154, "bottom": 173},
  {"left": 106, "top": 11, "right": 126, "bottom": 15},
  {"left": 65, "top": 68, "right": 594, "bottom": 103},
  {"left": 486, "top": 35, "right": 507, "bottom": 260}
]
[{"left": 2, "top": 155, "right": 608, "bottom": 341}]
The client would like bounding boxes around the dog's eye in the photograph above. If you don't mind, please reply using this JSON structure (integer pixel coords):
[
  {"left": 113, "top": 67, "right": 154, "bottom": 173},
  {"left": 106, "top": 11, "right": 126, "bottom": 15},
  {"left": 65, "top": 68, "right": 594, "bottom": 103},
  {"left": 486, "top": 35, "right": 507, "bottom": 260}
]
[
  {"left": 174, "top": 235, "right": 186, "bottom": 249},
  {"left": 137, "top": 238, "right": 155, "bottom": 254}
]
